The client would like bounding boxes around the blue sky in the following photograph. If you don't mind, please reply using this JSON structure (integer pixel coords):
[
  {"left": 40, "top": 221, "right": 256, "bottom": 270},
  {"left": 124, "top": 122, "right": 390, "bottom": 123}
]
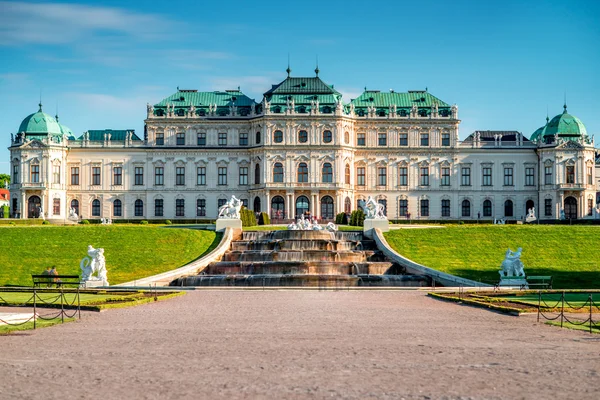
[{"left": 1, "top": 0, "right": 599, "bottom": 174}]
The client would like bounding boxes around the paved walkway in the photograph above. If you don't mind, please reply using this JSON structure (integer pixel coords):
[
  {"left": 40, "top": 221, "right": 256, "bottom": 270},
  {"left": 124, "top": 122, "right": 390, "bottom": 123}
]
[{"left": 1, "top": 291, "right": 598, "bottom": 399}]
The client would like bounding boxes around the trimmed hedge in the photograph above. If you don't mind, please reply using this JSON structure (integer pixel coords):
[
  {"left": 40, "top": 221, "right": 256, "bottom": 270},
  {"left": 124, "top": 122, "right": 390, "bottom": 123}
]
[
  {"left": 260, "top": 212, "right": 270, "bottom": 225},
  {"left": 335, "top": 212, "right": 348, "bottom": 225},
  {"left": 349, "top": 209, "right": 365, "bottom": 226},
  {"left": 240, "top": 207, "right": 257, "bottom": 227}
]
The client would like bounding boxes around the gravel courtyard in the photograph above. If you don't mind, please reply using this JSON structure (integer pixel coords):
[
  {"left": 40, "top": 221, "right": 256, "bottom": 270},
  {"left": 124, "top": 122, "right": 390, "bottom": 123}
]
[{"left": 1, "top": 290, "right": 599, "bottom": 399}]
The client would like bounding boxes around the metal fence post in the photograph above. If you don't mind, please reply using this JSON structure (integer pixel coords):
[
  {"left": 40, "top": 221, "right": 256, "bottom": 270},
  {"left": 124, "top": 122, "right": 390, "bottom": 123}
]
[
  {"left": 537, "top": 290, "right": 541, "bottom": 322},
  {"left": 60, "top": 285, "right": 65, "bottom": 323},
  {"left": 560, "top": 291, "right": 565, "bottom": 328},
  {"left": 590, "top": 293, "right": 593, "bottom": 334},
  {"left": 33, "top": 286, "right": 37, "bottom": 330}
]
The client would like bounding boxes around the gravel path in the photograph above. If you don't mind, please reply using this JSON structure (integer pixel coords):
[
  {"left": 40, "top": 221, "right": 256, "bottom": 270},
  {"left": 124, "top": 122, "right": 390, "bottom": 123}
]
[{"left": 1, "top": 291, "right": 599, "bottom": 399}]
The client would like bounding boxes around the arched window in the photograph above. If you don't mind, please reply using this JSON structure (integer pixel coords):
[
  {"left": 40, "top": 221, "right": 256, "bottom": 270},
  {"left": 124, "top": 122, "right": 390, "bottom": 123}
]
[
  {"left": 321, "top": 196, "right": 334, "bottom": 220},
  {"left": 322, "top": 130, "right": 332, "bottom": 143},
  {"left": 344, "top": 197, "right": 351, "bottom": 214},
  {"left": 298, "top": 163, "right": 308, "bottom": 182},
  {"left": 70, "top": 199, "right": 79, "bottom": 216},
  {"left": 461, "top": 200, "right": 470, "bottom": 217},
  {"left": 254, "top": 164, "right": 260, "bottom": 184},
  {"left": 271, "top": 196, "right": 285, "bottom": 219},
  {"left": 345, "top": 164, "right": 350, "bottom": 184},
  {"left": 298, "top": 130, "right": 308, "bottom": 143},
  {"left": 504, "top": 200, "right": 514, "bottom": 217},
  {"left": 113, "top": 199, "right": 122, "bottom": 217},
  {"left": 253, "top": 197, "right": 261, "bottom": 212},
  {"left": 135, "top": 199, "right": 143, "bottom": 217},
  {"left": 378, "top": 199, "right": 387, "bottom": 216},
  {"left": 298, "top": 106, "right": 307, "bottom": 113},
  {"left": 255, "top": 131, "right": 261, "bottom": 144},
  {"left": 273, "top": 162, "right": 283, "bottom": 182},
  {"left": 322, "top": 163, "right": 333, "bottom": 183},
  {"left": 92, "top": 199, "right": 101, "bottom": 217},
  {"left": 296, "top": 196, "right": 310, "bottom": 217},
  {"left": 483, "top": 200, "right": 492, "bottom": 217},
  {"left": 273, "top": 130, "right": 283, "bottom": 143},
  {"left": 273, "top": 106, "right": 281, "bottom": 114},
  {"left": 344, "top": 131, "right": 350, "bottom": 144}
]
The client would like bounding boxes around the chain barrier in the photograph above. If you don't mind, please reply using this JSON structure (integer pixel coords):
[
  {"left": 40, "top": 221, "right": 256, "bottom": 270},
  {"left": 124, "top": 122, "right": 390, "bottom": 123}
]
[
  {"left": 0, "top": 286, "right": 81, "bottom": 330},
  {"left": 536, "top": 291, "right": 599, "bottom": 334}
]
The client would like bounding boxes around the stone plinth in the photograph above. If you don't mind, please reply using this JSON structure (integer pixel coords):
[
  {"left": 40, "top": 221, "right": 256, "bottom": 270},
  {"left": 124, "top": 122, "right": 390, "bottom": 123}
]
[
  {"left": 363, "top": 219, "right": 389, "bottom": 238},
  {"left": 499, "top": 277, "right": 528, "bottom": 289},
  {"left": 82, "top": 280, "right": 106, "bottom": 288},
  {"left": 216, "top": 218, "right": 242, "bottom": 233}
]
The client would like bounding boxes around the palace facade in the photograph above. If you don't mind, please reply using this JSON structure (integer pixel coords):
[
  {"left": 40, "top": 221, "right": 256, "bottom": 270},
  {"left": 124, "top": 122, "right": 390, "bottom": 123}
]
[{"left": 7, "top": 71, "right": 600, "bottom": 221}]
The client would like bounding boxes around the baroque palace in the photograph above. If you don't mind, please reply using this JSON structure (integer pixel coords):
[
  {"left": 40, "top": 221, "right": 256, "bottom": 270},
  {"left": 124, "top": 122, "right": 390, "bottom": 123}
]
[{"left": 7, "top": 70, "right": 600, "bottom": 221}]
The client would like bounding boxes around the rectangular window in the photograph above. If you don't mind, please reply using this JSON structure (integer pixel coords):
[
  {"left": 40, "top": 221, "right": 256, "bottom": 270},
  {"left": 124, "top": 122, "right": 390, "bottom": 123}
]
[
  {"left": 441, "top": 199, "right": 450, "bottom": 217},
  {"left": 588, "top": 167, "right": 593, "bottom": 185},
  {"left": 441, "top": 167, "right": 450, "bottom": 186},
  {"left": 197, "top": 199, "right": 206, "bottom": 217},
  {"left": 197, "top": 133, "right": 206, "bottom": 146},
  {"left": 357, "top": 133, "right": 365, "bottom": 146},
  {"left": 176, "top": 167, "right": 185, "bottom": 186},
  {"left": 92, "top": 166, "right": 101, "bottom": 185},
  {"left": 545, "top": 166, "right": 553, "bottom": 185},
  {"left": 566, "top": 166, "right": 575, "bottom": 184},
  {"left": 378, "top": 167, "right": 387, "bottom": 186},
  {"left": 218, "top": 167, "right": 227, "bottom": 185},
  {"left": 53, "top": 165, "right": 60, "bottom": 184},
  {"left": 525, "top": 167, "right": 535, "bottom": 186},
  {"left": 70, "top": 167, "right": 79, "bottom": 185},
  {"left": 420, "top": 133, "right": 429, "bottom": 147},
  {"left": 176, "top": 132, "right": 185, "bottom": 146},
  {"left": 175, "top": 199, "right": 185, "bottom": 217},
  {"left": 399, "top": 134, "right": 408, "bottom": 146},
  {"left": 399, "top": 167, "right": 408, "bottom": 186},
  {"left": 420, "top": 167, "right": 429, "bottom": 186},
  {"left": 13, "top": 164, "right": 19, "bottom": 184},
  {"left": 155, "top": 167, "right": 164, "bottom": 186},
  {"left": 420, "top": 199, "right": 429, "bottom": 217},
  {"left": 357, "top": 167, "right": 365, "bottom": 186},
  {"left": 482, "top": 167, "right": 492, "bottom": 186},
  {"left": 155, "top": 199, "right": 163, "bottom": 217},
  {"left": 218, "top": 132, "right": 227, "bottom": 146},
  {"left": 504, "top": 167, "right": 514, "bottom": 186},
  {"left": 239, "top": 133, "right": 248, "bottom": 146},
  {"left": 399, "top": 199, "right": 408, "bottom": 217},
  {"left": 378, "top": 133, "right": 387, "bottom": 146},
  {"left": 156, "top": 132, "right": 164, "bottom": 145},
  {"left": 197, "top": 167, "right": 206, "bottom": 185},
  {"left": 135, "top": 167, "right": 144, "bottom": 186},
  {"left": 113, "top": 167, "right": 122, "bottom": 186},
  {"left": 441, "top": 133, "right": 450, "bottom": 146},
  {"left": 544, "top": 199, "right": 552, "bottom": 217},
  {"left": 31, "top": 165, "right": 39, "bottom": 183},
  {"left": 461, "top": 167, "right": 471, "bottom": 186},
  {"left": 239, "top": 167, "right": 248, "bottom": 185},
  {"left": 53, "top": 198, "right": 60, "bottom": 215}
]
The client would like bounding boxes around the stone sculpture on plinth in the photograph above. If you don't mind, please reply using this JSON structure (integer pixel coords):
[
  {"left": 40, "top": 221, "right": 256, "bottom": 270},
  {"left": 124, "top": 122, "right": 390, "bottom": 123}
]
[
  {"left": 498, "top": 247, "right": 527, "bottom": 288},
  {"left": 80, "top": 245, "right": 109, "bottom": 287},
  {"left": 525, "top": 207, "right": 537, "bottom": 223},
  {"left": 215, "top": 195, "right": 243, "bottom": 232},
  {"left": 360, "top": 196, "right": 389, "bottom": 236}
]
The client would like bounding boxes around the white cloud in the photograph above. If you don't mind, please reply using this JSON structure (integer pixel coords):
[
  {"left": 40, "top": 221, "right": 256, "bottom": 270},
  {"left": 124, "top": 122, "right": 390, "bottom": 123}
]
[
  {"left": 337, "top": 86, "right": 363, "bottom": 102},
  {"left": 0, "top": 1, "right": 174, "bottom": 45}
]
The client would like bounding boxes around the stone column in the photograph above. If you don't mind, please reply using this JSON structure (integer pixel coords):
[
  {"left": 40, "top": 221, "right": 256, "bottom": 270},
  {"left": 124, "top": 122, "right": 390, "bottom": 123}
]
[
  {"left": 21, "top": 192, "right": 26, "bottom": 219},
  {"left": 265, "top": 191, "right": 270, "bottom": 219}
]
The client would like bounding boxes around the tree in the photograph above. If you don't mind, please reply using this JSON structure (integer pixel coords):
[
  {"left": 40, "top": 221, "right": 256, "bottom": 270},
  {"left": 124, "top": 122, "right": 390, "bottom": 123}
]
[{"left": 0, "top": 173, "right": 9, "bottom": 188}]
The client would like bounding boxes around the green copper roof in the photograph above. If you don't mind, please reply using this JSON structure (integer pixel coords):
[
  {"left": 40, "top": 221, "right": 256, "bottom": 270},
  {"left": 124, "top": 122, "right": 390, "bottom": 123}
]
[
  {"left": 17, "top": 103, "right": 63, "bottom": 137},
  {"left": 155, "top": 90, "right": 255, "bottom": 107},
  {"left": 530, "top": 124, "right": 546, "bottom": 142},
  {"left": 351, "top": 90, "right": 450, "bottom": 108},
  {"left": 542, "top": 106, "right": 587, "bottom": 140},
  {"left": 75, "top": 129, "right": 140, "bottom": 141},
  {"left": 264, "top": 76, "right": 341, "bottom": 96}
]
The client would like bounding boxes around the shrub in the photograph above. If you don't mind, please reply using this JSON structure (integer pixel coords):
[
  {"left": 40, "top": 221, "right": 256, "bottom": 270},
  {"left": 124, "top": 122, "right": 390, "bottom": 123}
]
[
  {"left": 349, "top": 210, "right": 364, "bottom": 226},
  {"left": 140, "top": 220, "right": 149, "bottom": 225},
  {"left": 335, "top": 212, "right": 348, "bottom": 225},
  {"left": 261, "top": 212, "right": 270, "bottom": 225},
  {"left": 42, "top": 220, "right": 50, "bottom": 225},
  {"left": 81, "top": 220, "right": 90, "bottom": 225},
  {"left": 240, "top": 207, "right": 257, "bottom": 227},
  {"left": 165, "top": 220, "right": 172, "bottom": 225},
  {"left": 9, "top": 221, "right": 15, "bottom": 225}
]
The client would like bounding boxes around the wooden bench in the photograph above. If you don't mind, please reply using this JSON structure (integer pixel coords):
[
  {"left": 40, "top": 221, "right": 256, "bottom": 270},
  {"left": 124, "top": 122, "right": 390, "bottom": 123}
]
[
  {"left": 526, "top": 275, "right": 553, "bottom": 290},
  {"left": 32, "top": 274, "right": 81, "bottom": 288}
]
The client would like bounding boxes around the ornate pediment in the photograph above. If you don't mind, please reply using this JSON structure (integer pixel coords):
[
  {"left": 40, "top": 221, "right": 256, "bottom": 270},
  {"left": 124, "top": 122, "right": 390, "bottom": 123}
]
[
  {"left": 22, "top": 140, "right": 47, "bottom": 149},
  {"left": 557, "top": 140, "right": 584, "bottom": 150}
]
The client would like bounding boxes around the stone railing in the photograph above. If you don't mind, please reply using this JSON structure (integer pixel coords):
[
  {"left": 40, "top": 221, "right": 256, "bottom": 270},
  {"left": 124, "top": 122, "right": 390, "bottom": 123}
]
[
  {"left": 372, "top": 228, "right": 489, "bottom": 287},
  {"left": 115, "top": 227, "right": 235, "bottom": 287}
]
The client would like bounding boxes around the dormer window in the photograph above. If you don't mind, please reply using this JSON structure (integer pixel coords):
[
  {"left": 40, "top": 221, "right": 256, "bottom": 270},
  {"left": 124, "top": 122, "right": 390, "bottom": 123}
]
[
  {"left": 273, "top": 106, "right": 282, "bottom": 114},
  {"left": 322, "top": 106, "right": 332, "bottom": 114},
  {"left": 198, "top": 109, "right": 206, "bottom": 116},
  {"left": 357, "top": 109, "right": 365, "bottom": 117},
  {"left": 298, "top": 106, "right": 307, "bottom": 113},
  {"left": 156, "top": 109, "right": 165, "bottom": 117},
  {"left": 176, "top": 109, "right": 185, "bottom": 117},
  {"left": 378, "top": 110, "right": 386, "bottom": 117},
  {"left": 419, "top": 109, "right": 428, "bottom": 117}
]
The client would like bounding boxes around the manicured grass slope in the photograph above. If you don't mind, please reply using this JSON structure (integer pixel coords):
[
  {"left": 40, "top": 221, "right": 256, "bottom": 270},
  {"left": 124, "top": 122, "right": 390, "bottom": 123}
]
[
  {"left": 384, "top": 226, "right": 600, "bottom": 289},
  {"left": 0, "top": 226, "right": 220, "bottom": 286}
]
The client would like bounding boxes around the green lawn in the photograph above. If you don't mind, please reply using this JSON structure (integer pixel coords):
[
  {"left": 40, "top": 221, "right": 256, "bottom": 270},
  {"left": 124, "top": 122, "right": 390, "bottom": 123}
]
[
  {"left": 0, "top": 226, "right": 220, "bottom": 286},
  {"left": 384, "top": 225, "right": 600, "bottom": 289},
  {"left": 493, "top": 292, "right": 597, "bottom": 309}
]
